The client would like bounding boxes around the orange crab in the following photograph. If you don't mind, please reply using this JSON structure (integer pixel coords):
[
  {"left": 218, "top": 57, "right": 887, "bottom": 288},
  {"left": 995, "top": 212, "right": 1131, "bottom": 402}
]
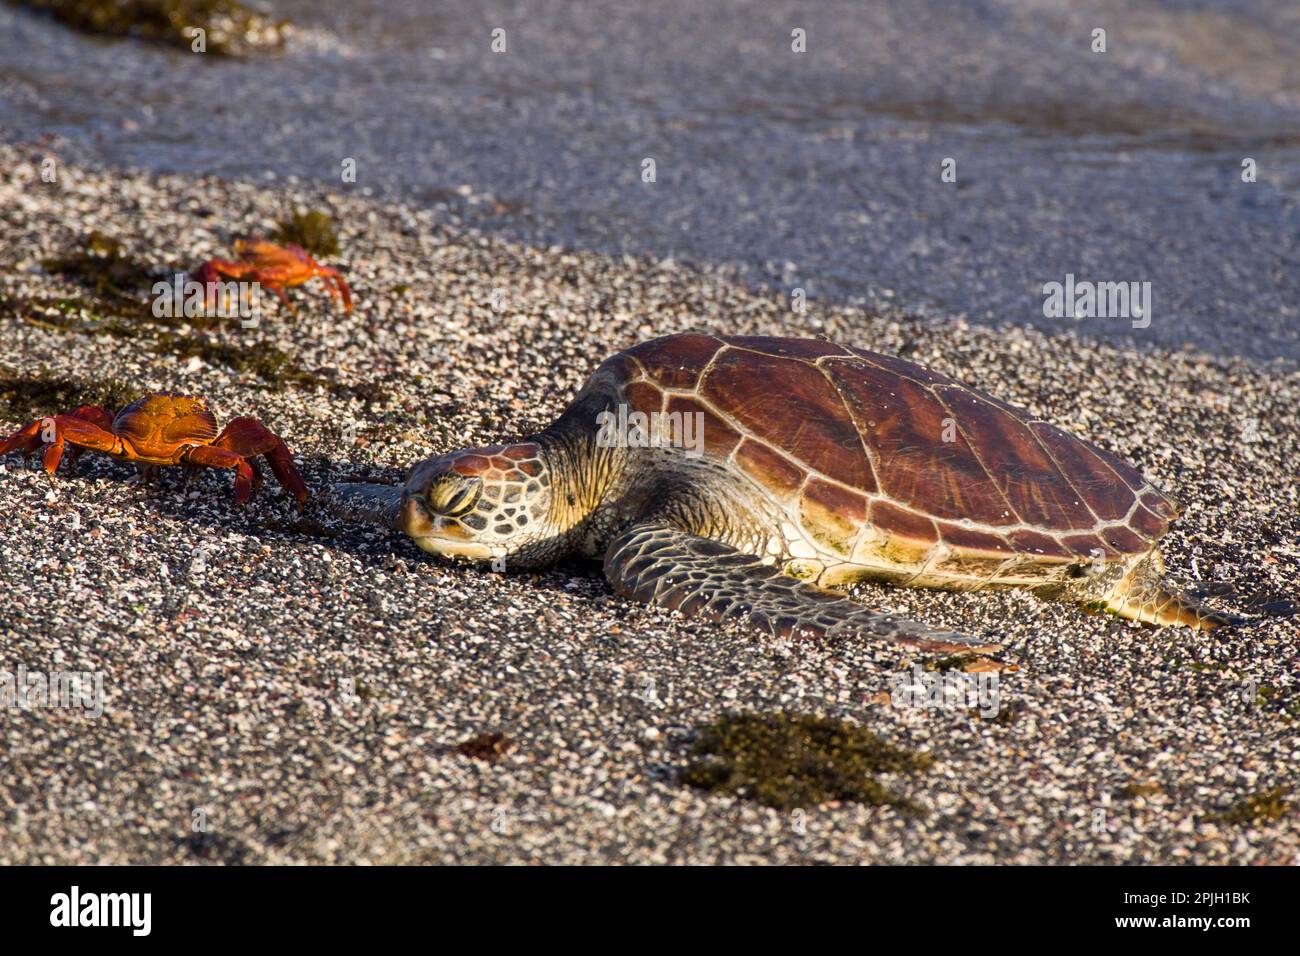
[
  {"left": 192, "top": 239, "right": 352, "bottom": 313},
  {"left": 0, "top": 394, "right": 308, "bottom": 505}
]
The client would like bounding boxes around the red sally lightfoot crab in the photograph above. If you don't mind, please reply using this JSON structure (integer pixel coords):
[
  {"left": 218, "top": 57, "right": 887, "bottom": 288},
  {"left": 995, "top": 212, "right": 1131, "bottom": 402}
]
[
  {"left": 192, "top": 239, "right": 352, "bottom": 313},
  {"left": 0, "top": 394, "right": 308, "bottom": 505}
]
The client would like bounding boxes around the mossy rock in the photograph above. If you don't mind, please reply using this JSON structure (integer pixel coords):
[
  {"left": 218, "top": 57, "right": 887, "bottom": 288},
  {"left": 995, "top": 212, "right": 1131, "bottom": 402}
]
[
  {"left": 682, "top": 710, "right": 931, "bottom": 812},
  {"left": 9, "top": 0, "right": 289, "bottom": 56}
]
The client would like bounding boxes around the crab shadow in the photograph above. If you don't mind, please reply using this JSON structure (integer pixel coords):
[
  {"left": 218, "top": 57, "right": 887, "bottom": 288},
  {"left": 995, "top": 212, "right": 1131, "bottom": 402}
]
[
  {"left": 15, "top": 453, "right": 408, "bottom": 566},
  {"left": 34, "top": 453, "right": 613, "bottom": 588}
]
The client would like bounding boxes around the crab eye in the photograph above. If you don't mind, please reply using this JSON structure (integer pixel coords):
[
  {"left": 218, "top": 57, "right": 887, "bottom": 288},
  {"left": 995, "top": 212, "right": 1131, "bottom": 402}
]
[{"left": 428, "top": 475, "right": 483, "bottom": 517}]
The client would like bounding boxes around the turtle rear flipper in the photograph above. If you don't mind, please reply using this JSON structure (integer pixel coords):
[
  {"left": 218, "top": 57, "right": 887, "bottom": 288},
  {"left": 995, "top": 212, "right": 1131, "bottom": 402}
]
[
  {"left": 1100, "top": 553, "right": 1244, "bottom": 629},
  {"left": 604, "top": 524, "right": 1003, "bottom": 655}
]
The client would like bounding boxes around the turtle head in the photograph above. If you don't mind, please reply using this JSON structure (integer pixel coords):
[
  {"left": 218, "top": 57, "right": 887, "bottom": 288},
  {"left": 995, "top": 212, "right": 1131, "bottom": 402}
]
[{"left": 398, "top": 442, "right": 559, "bottom": 568}]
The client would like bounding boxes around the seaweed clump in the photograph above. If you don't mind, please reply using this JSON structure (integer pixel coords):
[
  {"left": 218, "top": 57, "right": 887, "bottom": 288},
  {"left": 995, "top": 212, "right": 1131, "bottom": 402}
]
[
  {"left": 1206, "top": 786, "right": 1290, "bottom": 826},
  {"left": 0, "top": 291, "right": 139, "bottom": 337},
  {"left": 13, "top": 231, "right": 368, "bottom": 397},
  {"left": 682, "top": 711, "right": 931, "bottom": 812},
  {"left": 11, "top": 230, "right": 209, "bottom": 335},
  {"left": 40, "top": 231, "right": 150, "bottom": 300},
  {"left": 9, "top": 0, "right": 288, "bottom": 56},
  {"left": 28, "top": 230, "right": 159, "bottom": 334},
  {"left": 272, "top": 210, "right": 340, "bottom": 257},
  {"left": 453, "top": 732, "right": 515, "bottom": 763},
  {"left": 0, "top": 367, "right": 136, "bottom": 423}
]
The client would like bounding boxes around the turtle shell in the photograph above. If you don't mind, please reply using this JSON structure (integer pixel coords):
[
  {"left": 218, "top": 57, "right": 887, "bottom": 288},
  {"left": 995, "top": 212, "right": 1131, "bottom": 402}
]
[{"left": 598, "top": 333, "right": 1177, "bottom": 564}]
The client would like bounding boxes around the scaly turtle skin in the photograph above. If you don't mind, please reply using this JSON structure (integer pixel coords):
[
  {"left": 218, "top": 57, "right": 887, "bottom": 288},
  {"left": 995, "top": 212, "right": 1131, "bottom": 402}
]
[{"left": 326, "top": 334, "right": 1238, "bottom": 652}]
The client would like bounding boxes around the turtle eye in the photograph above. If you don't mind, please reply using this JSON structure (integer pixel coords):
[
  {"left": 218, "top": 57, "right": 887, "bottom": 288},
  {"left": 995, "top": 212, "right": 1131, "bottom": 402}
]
[{"left": 427, "top": 475, "right": 483, "bottom": 517}]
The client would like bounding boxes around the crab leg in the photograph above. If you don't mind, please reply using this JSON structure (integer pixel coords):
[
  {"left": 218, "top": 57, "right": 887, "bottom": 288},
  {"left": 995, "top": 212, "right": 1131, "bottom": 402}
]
[
  {"left": 195, "top": 241, "right": 352, "bottom": 315},
  {"left": 263, "top": 283, "right": 297, "bottom": 312},
  {"left": 209, "top": 417, "right": 309, "bottom": 504},
  {"left": 59, "top": 407, "right": 115, "bottom": 473},
  {"left": 182, "top": 445, "right": 259, "bottom": 505},
  {"left": 193, "top": 260, "right": 253, "bottom": 311},
  {"left": 317, "top": 267, "right": 353, "bottom": 312},
  {"left": 0, "top": 410, "right": 121, "bottom": 480}
]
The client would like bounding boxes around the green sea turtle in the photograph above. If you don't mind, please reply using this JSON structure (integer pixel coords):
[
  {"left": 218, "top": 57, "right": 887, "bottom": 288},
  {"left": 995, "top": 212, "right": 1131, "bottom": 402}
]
[{"left": 325, "top": 333, "right": 1236, "bottom": 652}]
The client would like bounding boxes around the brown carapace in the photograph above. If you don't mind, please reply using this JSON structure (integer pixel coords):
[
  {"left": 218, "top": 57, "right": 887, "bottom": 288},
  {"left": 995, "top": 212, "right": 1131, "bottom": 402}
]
[
  {"left": 0, "top": 394, "right": 308, "bottom": 506},
  {"left": 326, "top": 333, "right": 1241, "bottom": 653}
]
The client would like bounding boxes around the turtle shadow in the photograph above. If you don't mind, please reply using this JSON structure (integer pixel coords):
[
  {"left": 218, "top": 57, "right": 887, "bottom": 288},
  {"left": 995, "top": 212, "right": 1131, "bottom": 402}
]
[{"left": 1188, "top": 582, "right": 1299, "bottom": 622}]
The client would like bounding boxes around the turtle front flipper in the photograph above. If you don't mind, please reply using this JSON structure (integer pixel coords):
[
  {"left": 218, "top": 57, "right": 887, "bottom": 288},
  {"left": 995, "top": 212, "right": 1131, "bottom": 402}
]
[{"left": 604, "top": 525, "right": 1002, "bottom": 655}]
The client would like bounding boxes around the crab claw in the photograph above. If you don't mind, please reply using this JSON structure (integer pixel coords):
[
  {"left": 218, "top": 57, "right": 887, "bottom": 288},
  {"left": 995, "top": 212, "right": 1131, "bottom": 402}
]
[{"left": 208, "top": 416, "right": 310, "bottom": 506}]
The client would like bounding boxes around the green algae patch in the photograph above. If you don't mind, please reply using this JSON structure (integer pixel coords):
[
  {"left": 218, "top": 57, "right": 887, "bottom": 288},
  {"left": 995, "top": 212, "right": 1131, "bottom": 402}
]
[
  {"left": 1253, "top": 683, "right": 1300, "bottom": 724},
  {"left": 23, "top": 230, "right": 200, "bottom": 336},
  {"left": 682, "top": 711, "right": 931, "bottom": 812},
  {"left": 18, "top": 232, "right": 346, "bottom": 393},
  {"left": 10, "top": 0, "right": 288, "bottom": 56},
  {"left": 41, "top": 231, "right": 143, "bottom": 296},
  {"left": 1, "top": 291, "right": 141, "bottom": 337},
  {"left": 1206, "top": 786, "right": 1290, "bottom": 826},
  {"left": 152, "top": 331, "right": 325, "bottom": 390},
  {"left": 0, "top": 367, "right": 136, "bottom": 423},
  {"left": 272, "top": 210, "right": 340, "bottom": 257}
]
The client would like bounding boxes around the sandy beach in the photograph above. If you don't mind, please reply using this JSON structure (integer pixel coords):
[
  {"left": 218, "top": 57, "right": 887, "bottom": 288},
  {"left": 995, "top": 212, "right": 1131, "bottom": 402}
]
[{"left": 0, "top": 137, "right": 1296, "bottom": 864}]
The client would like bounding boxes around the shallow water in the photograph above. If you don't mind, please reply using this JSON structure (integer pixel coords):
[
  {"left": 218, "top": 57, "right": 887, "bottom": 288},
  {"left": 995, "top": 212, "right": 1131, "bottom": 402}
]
[{"left": 3, "top": 0, "right": 1299, "bottom": 361}]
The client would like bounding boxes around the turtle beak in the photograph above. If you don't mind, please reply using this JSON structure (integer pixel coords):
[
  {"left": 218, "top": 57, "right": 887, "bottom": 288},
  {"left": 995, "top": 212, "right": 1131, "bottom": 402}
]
[
  {"left": 399, "top": 494, "right": 435, "bottom": 538},
  {"left": 397, "top": 492, "right": 493, "bottom": 561}
]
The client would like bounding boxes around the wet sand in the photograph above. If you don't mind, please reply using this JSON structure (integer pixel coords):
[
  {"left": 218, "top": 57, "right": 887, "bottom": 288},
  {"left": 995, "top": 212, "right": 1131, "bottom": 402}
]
[{"left": 2, "top": 1, "right": 1299, "bottom": 362}]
